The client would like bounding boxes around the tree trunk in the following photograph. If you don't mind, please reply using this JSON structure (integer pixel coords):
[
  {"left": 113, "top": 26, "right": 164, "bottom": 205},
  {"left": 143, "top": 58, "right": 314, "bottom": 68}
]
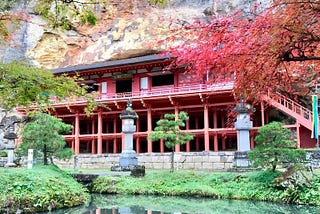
[
  {"left": 170, "top": 148, "right": 174, "bottom": 173},
  {"left": 272, "top": 155, "right": 278, "bottom": 172},
  {"left": 43, "top": 144, "right": 48, "bottom": 165}
]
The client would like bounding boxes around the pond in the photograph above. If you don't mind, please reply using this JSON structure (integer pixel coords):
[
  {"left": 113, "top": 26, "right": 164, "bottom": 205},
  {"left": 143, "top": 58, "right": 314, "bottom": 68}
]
[{"left": 46, "top": 194, "right": 320, "bottom": 214}]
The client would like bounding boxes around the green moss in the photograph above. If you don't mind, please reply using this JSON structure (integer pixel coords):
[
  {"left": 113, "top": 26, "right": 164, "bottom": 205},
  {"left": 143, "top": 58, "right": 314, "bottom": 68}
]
[
  {"left": 0, "top": 150, "right": 7, "bottom": 157},
  {"left": 0, "top": 165, "right": 89, "bottom": 213}
]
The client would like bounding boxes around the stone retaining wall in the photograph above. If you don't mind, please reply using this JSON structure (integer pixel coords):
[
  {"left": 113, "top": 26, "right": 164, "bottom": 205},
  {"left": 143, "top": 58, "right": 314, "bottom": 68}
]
[
  {"left": 53, "top": 151, "right": 235, "bottom": 171},
  {"left": 22, "top": 150, "right": 320, "bottom": 170}
]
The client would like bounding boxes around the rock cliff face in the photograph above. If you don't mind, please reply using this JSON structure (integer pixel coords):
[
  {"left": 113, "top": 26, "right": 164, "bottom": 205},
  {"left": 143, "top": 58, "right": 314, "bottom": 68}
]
[{"left": 1, "top": 0, "right": 265, "bottom": 69}]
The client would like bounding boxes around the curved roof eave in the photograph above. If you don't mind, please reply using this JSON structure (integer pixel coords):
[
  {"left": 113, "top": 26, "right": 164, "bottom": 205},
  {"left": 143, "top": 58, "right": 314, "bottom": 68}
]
[{"left": 52, "top": 54, "right": 173, "bottom": 74}]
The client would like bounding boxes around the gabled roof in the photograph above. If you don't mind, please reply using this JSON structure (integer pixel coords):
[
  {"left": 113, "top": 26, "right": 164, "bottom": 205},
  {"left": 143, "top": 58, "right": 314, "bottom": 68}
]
[{"left": 52, "top": 54, "right": 171, "bottom": 74}]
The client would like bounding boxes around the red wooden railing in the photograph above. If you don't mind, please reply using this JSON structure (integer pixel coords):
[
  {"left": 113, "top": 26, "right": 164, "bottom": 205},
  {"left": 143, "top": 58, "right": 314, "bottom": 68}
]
[
  {"left": 97, "top": 82, "right": 234, "bottom": 101},
  {"left": 263, "top": 92, "right": 313, "bottom": 130},
  {"left": 50, "top": 82, "right": 234, "bottom": 105}
]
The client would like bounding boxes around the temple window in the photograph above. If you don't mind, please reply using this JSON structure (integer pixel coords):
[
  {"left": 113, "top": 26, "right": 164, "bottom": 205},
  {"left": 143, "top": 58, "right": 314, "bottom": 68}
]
[
  {"left": 116, "top": 79, "right": 132, "bottom": 93},
  {"left": 152, "top": 74, "right": 174, "bottom": 87},
  {"left": 140, "top": 77, "right": 148, "bottom": 90}
]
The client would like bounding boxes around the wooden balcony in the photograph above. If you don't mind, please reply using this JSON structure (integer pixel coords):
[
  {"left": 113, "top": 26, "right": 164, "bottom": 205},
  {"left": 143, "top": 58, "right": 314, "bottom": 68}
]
[{"left": 51, "top": 82, "right": 234, "bottom": 106}]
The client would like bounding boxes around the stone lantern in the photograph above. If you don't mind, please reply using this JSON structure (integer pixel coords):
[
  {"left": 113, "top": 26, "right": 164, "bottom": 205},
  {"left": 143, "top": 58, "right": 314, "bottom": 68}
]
[
  {"left": 4, "top": 132, "right": 18, "bottom": 167},
  {"left": 119, "top": 99, "right": 139, "bottom": 169},
  {"left": 233, "top": 97, "right": 254, "bottom": 168},
  {"left": 234, "top": 97, "right": 253, "bottom": 152},
  {"left": 0, "top": 112, "right": 20, "bottom": 168}
]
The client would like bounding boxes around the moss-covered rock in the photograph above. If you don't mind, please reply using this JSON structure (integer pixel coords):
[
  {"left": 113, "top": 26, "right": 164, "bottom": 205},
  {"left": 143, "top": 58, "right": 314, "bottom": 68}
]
[{"left": 0, "top": 165, "right": 90, "bottom": 213}]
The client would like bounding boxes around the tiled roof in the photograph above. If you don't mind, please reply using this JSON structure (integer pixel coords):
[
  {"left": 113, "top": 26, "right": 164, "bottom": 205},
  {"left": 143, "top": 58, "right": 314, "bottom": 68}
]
[{"left": 52, "top": 54, "right": 171, "bottom": 74}]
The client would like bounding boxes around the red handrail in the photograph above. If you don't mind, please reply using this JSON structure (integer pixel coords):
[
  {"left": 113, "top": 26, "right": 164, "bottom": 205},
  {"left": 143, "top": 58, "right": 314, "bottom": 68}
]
[
  {"left": 49, "top": 82, "right": 234, "bottom": 105},
  {"left": 264, "top": 92, "right": 313, "bottom": 130}
]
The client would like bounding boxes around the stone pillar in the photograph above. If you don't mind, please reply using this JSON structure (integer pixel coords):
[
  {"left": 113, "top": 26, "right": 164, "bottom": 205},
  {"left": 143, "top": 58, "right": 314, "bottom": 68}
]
[
  {"left": 119, "top": 100, "right": 139, "bottom": 169},
  {"left": 235, "top": 112, "right": 252, "bottom": 152},
  {"left": 27, "top": 149, "right": 33, "bottom": 169}
]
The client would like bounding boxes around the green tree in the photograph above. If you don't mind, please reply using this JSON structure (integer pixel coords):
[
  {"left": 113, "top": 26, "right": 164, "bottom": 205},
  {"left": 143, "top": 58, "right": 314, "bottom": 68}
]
[
  {"left": 248, "top": 122, "right": 306, "bottom": 172},
  {"left": 0, "top": 61, "right": 95, "bottom": 112},
  {"left": 34, "top": 0, "right": 99, "bottom": 30},
  {"left": 0, "top": 0, "right": 168, "bottom": 41},
  {"left": 18, "top": 112, "right": 73, "bottom": 165},
  {"left": 149, "top": 111, "right": 194, "bottom": 173}
]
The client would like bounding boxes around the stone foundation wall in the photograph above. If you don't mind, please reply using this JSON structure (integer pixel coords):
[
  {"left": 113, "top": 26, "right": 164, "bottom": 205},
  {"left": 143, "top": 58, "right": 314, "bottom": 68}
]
[
  {"left": 11, "top": 150, "right": 320, "bottom": 170},
  {"left": 53, "top": 151, "right": 235, "bottom": 171}
]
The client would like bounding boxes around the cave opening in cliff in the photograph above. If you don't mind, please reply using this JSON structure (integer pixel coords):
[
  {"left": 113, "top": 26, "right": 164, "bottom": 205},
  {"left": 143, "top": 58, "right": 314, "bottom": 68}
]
[{"left": 116, "top": 79, "right": 132, "bottom": 93}]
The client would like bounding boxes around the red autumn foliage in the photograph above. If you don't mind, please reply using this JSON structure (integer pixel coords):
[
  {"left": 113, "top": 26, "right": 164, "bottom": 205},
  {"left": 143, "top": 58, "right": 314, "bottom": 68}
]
[{"left": 163, "top": 0, "right": 320, "bottom": 100}]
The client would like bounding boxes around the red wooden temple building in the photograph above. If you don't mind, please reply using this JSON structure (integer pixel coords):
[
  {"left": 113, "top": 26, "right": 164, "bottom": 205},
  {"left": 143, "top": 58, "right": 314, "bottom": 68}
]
[{"left": 49, "top": 54, "right": 317, "bottom": 155}]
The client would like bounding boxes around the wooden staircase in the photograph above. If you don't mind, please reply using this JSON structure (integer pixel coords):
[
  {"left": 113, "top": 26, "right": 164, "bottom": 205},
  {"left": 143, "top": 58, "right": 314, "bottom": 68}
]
[{"left": 262, "top": 92, "right": 313, "bottom": 130}]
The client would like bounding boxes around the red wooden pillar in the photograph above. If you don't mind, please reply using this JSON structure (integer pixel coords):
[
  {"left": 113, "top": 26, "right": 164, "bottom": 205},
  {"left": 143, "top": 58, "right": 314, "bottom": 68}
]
[
  {"left": 136, "top": 137, "right": 140, "bottom": 154},
  {"left": 71, "top": 121, "right": 75, "bottom": 151},
  {"left": 75, "top": 112, "right": 80, "bottom": 155},
  {"left": 160, "top": 139, "right": 164, "bottom": 153},
  {"left": 213, "top": 110, "right": 218, "bottom": 152},
  {"left": 113, "top": 117, "right": 117, "bottom": 153},
  {"left": 105, "top": 118, "right": 109, "bottom": 153},
  {"left": 261, "top": 101, "right": 265, "bottom": 126},
  {"left": 221, "top": 115, "right": 226, "bottom": 150},
  {"left": 136, "top": 118, "right": 140, "bottom": 154},
  {"left": 186, "top": 117, "right": 190, "bottom": 152},
  {"left": 97, "top": 110, "right": 103, "bottom": 154},
  {"left": 296, "top": 123, "right": 301, "bottom": 148},
  {"left": 195, "top": 116, "right": 199, "bottom": 151},
  {"left": 250, "top": 133, "right": 255, "bottom": 149},
  {"left": 121, "top": 119, "right": 125, "bottom": 151},
  {"left": 147, "top": 108, "right": 152, "bottom": 153},
  {"left": 204, "top": 105, "right": 210, "bottom": 151},
  {"left": 86, "top": 142, "right": 90, "bottom": 152},
  {"left": 222, "top": 135, "right": 226, "bottom": 150},
  {"left": 91, "top": 118, "right": 96, "bottom": 154},
  {"left": 160, "top": 114, "right": 164, "bottom": 153},
  {"left": 175, "top": 106, "right": 181, "bottom": 152}
]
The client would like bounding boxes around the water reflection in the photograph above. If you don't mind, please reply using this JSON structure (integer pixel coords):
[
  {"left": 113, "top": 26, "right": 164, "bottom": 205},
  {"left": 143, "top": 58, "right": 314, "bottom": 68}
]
[{"left": 48, "top": 194, "right": 320, "bottom": 214}]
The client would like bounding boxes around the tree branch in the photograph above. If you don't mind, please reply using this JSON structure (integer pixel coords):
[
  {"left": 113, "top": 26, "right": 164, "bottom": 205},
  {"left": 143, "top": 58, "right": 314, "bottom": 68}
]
[
  {"left": 283, "top": 56, "right": 320, "bottom": 61},
  {"left": 59, "top": 0, "right": 98, "bottom": 4}
]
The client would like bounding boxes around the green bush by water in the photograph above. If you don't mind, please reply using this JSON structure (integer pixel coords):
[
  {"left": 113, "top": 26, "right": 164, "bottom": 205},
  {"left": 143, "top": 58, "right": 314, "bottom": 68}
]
[
  {"left": 0, "top": 165, "right": 89, "bottom": 213},
  {"left": 92, "top": 170, "right": 320, "bottom": 206}
]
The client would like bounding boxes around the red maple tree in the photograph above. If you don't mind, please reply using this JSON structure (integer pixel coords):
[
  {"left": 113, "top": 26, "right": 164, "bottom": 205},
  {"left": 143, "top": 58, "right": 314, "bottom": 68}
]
[{"left": 164, "top": 0, "right": 320, "bottom": 100}]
